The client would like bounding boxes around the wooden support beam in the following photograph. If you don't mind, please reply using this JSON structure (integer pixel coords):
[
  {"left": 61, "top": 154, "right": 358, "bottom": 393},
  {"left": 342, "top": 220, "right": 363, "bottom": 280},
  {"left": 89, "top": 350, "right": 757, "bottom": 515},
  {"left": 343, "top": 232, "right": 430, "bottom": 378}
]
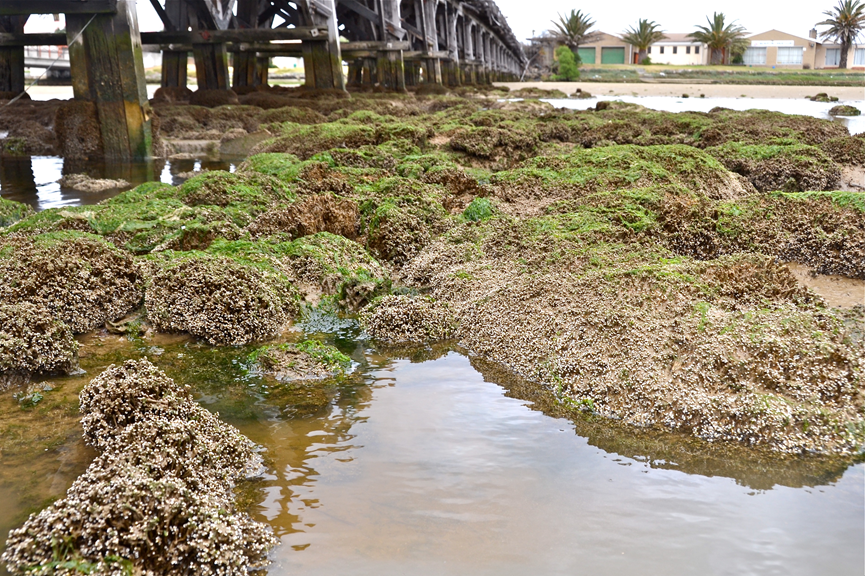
[
  {"left": 66, "top": 0, "right": 152, "bottom": 161},
  {"left": 0, "top": 16, "right": 27, "bottom": 94},
  {"left": 300, "top": 0, "right": 345, "bottom": 91},
  {"left": 0, "top": 33, "right": 65, "bottom": 46},
  {"left": 142, "top": 27, "right": 327, "bottom": 44},
  {"left": 161, "top": 0, "right": 188, "bottom": 87},
  {"left": 232, "top": 0, "right": 261, "bottom": 88},
  {"left": 193, "top": 43, "right": 229, "bottom": 89},
  {"left": 0, "top": 0, "right": 117, "bottom": 16},
  {"left": 336, "top": 0, "right": 379, "bottom": 24}
]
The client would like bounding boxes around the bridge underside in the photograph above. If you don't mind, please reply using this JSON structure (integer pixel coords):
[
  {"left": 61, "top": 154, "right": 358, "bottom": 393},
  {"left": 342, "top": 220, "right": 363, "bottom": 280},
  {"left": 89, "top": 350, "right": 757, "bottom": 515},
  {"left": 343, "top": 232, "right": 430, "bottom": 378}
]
[{"left": 0, "top": 0, "right": 525, "bottom": 160}]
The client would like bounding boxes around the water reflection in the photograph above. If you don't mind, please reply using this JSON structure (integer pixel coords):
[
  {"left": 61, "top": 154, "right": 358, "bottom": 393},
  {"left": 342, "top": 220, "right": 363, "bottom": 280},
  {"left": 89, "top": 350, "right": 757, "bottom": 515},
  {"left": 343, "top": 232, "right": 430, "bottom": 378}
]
[
  {"left": 1, "top": 337, "right": 862, "bottom": 576},
  {"left": 0, "top": 156, "right": 241, "bottom": 211},
  {"left": 259, "top": 350, "right": 863, "bottom": 576}
]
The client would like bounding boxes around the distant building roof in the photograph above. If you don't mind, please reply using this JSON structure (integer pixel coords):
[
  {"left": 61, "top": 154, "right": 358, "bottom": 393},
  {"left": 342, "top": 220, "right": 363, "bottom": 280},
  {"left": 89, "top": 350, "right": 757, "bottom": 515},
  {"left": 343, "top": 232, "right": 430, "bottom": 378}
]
[
  {"left": 747, "top": 29, "right": 814, "bottom": 43},
  {"left": 654, "top": 33, "right": 702, "bottom": 44}
]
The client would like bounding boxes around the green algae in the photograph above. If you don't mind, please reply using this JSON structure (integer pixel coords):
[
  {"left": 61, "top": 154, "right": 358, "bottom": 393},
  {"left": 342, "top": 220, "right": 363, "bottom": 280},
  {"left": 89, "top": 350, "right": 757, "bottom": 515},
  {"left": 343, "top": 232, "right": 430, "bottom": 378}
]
[{"left": 0, "top": 198, "right": 33, "bottom": 228}]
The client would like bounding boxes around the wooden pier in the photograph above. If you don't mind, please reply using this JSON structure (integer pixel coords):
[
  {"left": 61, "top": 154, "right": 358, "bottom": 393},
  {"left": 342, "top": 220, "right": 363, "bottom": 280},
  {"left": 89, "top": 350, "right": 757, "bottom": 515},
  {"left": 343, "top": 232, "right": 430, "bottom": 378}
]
[{"left": 0, "top": 0, "right": 525, "bottom": 160}]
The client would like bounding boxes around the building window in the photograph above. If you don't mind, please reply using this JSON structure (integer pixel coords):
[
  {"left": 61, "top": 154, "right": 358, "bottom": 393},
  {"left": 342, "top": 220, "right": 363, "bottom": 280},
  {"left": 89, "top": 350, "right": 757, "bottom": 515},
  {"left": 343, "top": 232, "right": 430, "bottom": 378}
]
[
  {"left": 776, "top": 47, "right": 803, "bottom": 65},
  {"left": 647, "top": 46, "right": 651, "bottom": 54},
  {"left": 825, "top": 48, "right": 841, "bottom": 66},
  {"left": 660, "top": 46, "right": 664, "bottom": 54},
  {"left": 743, "top": 47, "right": 767, "bottom": 65},
  {"left": 695, "top": 46, "right": 700, "bottom": 54},
  {"left": 855, "top": 48, "right": 865, "bottom": 65},
  {"left": 686, "top": 46, "right": 691, "bottom": 54},
  {"left": 673, "top": 46, "right": 677, "bottom": 54}
]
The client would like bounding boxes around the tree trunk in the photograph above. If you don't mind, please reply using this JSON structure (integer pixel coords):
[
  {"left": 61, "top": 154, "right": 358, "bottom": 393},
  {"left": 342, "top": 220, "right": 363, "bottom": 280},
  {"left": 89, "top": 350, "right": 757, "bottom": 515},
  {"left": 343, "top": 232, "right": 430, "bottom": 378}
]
[
  {"left": 638, "top": 48, "right": 646, "bottom": 64},
  {"left": 840, "top": 40, "right": 849, "bottom": 69}
]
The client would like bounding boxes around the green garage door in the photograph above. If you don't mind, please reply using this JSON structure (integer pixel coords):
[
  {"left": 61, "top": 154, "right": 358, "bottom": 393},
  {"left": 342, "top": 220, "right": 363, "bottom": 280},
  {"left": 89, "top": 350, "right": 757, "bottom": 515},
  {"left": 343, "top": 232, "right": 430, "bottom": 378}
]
[
  {"left": 577, "top": 47, "right": 596, "bottom": 64},
  {"left": 601, "top": 47, "right": 625, "bottom": 64}
]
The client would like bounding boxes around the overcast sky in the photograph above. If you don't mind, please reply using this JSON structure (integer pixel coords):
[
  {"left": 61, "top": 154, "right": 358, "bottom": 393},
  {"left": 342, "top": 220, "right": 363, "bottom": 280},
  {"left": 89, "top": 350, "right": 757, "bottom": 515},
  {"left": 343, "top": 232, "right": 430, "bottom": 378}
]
[{"left": 25, "top": 1, "right": 845, "bottom": 42}]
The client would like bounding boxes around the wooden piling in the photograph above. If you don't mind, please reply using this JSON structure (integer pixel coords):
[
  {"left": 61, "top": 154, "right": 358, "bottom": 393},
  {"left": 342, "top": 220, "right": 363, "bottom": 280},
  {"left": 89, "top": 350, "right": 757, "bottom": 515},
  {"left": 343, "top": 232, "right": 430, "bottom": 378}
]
[
  {"left": 0, "top": 16, "right": 26, "bottom": 94},
  {"left": 66, "top": 0, "right": 153, "bottom": 161},
  {"left": 193, "top": 43, "right": 230, "bottom": 90}
]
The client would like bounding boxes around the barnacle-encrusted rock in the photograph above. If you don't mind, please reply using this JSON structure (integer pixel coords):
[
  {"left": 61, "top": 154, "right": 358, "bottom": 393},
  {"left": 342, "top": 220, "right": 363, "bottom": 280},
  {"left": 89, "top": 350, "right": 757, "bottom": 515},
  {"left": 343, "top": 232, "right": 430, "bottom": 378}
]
[
  {"left": 142, "top": 251, "right": 298, "bottom": 345},
  {"left": 3, "top": 360, "right": 277, "bottom": 576},
  {"left": 0, "top": 231, "right": 142, "bottom": 333},
  {"left": 251, "top": 339, "right": 351, "bottom": 381},
  {"left": 0, "top": 302, "right": 78, "bottom": 375},
  {"left": 361, "top": 295, "right": 456, "bottom": 344},
  {"left": 400, "top": 214, "right": 865, "bottom": 454}
]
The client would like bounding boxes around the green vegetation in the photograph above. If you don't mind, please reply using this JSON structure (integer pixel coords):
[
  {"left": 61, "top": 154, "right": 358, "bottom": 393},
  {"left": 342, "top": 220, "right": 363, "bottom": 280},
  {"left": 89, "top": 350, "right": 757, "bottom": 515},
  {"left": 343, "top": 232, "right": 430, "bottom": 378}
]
[
  {"left": 554, "top": 46, "right": 580, "bottom": 81},
  {"left": 0, "top": 197, "right": 33, "bottom": 227},
  {"left": 621, "top": 19, "right": 667, "bottom": 65},
  {"left": 688, "top": 12, "right": 748, "bottom": 65},
  {"left": 817, "top": 0, "right": 865, "bottom": 69}
]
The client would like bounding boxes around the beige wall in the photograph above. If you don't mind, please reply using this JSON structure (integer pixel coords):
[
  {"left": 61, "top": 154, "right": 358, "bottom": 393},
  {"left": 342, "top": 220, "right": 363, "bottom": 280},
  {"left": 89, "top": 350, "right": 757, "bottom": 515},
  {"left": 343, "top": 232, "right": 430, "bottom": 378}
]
[
  {"left": 814, "top": 43, "right": 863, "bottom": 69},
  {"left": 747, "top": 30, "right": 815, "bottom": 69}
]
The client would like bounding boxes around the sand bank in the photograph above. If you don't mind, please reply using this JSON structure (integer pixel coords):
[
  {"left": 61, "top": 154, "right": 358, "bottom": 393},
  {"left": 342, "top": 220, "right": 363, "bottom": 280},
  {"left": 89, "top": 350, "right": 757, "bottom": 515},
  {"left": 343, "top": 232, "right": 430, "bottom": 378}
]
[{"left": 495, "top": 82, "right": 865, "bottom": 101}]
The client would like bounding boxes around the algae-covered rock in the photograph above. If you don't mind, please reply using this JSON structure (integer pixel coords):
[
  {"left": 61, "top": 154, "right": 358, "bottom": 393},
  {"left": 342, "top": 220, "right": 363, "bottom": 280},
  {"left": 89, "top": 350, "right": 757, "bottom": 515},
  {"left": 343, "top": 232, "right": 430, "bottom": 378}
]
[
  {"left": 828, "top": 104, "right": 861, "bottom": 116},
  {"left": 361, "top": 295, "right": 456, "bottom": 344},
  {"left": 3, "top": 359, "right": 277, "bottom": 576},
  {"left": 0, "top": 302, "right": 78, "bottom": 375},
  {"left": 0, "top": 232, "right": 142, "bottom": 333},
  {"left": 142, "top": 250, "right": 298, "bottom": 345},
  {"left": 707, "top": 143, "right": 841, "bottom": 192},
  {"left": 360, "top": 178, "right": 451, "bottom": 265},
  {"left": 175, "top": 170, "right": 294, "bottom": 214},
  {"left": 275, "top": 233, "right": 390, "bottom": 309},
  {"left": 0, "top": 197, "right": 32, "bottom": 227},
  {"left": 491, "top": 145, "right": 749, "bottom": 206},
  {"left": 248, "top": 194, "right": 360, "bottom": 240},
  {"left": 251, "top": 340, "right": 351, "bottom": 381}
]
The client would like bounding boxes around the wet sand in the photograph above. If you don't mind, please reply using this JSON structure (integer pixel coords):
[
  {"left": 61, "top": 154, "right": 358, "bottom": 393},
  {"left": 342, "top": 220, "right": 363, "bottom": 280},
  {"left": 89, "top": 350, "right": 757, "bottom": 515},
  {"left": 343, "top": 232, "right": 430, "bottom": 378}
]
[{"left": 495, "top": 82, "right": 865, "bottom": 101}]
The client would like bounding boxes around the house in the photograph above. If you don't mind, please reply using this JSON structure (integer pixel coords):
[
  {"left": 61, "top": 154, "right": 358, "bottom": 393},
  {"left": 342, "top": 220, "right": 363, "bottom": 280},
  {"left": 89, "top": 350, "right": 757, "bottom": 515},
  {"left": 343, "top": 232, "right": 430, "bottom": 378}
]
[
  {"left": 573, "top": 32, "right": 634, "bottom": 65},
  {"left": 745, "top": 29, "right": 864, "bottom": 69},
  {"left": 646, "top": 34, "right": 708, "bottom": 65}
]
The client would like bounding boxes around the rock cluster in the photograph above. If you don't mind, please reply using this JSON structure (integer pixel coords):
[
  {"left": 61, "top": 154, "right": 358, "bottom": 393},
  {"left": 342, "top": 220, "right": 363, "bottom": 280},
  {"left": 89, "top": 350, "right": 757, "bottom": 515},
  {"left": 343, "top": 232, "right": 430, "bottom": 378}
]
[{"left": 2, "top": 359, "right": 277, "bottom": 575}]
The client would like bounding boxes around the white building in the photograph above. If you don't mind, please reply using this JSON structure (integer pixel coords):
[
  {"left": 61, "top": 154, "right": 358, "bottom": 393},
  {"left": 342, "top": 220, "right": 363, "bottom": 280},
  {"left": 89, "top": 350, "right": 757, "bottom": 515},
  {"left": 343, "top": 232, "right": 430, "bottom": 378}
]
[{"left": 646, "top": 34, "right": 708, "bottom": 65}]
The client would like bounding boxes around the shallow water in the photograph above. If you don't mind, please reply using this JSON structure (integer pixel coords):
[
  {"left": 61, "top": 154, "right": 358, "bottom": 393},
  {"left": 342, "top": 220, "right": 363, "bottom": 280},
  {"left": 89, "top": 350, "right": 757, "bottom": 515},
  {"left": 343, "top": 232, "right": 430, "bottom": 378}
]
[
  {"left": 543, "top": 96, "right": 865, "bottom": 135},
  {"left": 0, "top": 156, "right": 239, "bottom": 211},
  {"left": 1, "top": 330, "right": 862, "bottom": 575}
]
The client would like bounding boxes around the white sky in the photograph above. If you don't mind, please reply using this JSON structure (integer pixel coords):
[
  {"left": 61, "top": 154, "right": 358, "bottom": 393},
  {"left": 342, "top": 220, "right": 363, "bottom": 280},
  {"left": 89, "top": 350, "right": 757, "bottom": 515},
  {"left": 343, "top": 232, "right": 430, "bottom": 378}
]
[{"left": 24, "top": 0, "right": 846, "bottom": 43}]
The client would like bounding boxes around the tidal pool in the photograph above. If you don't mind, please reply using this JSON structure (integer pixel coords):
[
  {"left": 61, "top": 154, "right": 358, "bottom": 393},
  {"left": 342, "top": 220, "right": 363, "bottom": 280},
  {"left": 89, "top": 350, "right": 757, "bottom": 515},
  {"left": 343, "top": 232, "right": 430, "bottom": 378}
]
[{"left": 1, "top": 330, "right": 862, "bottom": 576}]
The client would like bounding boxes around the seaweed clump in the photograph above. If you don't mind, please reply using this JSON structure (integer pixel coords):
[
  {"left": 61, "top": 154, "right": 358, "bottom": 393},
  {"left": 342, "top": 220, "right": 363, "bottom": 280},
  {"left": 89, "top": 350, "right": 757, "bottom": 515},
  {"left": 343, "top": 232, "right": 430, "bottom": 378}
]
[
  {"left": 707, "top": 143, "right": 840, "bottom": 192},
  {"left": 2, "top": 359, "right": 277, "bottom": 575},
  {"left": 251, "top": 340, "right": 351, "bottom": 381},
  {"left": 0, "top": 197, "right": 33, "bottom": 227},
  {"left": 0, "top": 232, "right": 142, "bottom": 333}
]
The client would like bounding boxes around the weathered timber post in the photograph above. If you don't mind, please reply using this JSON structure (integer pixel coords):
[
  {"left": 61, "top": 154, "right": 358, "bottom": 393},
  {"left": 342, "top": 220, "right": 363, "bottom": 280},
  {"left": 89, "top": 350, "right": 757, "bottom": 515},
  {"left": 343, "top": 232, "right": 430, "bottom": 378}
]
[
  {"left": 193, "top": 43, "right": 230, "bottom": 89},
  {"left": 0, "top": 16, "right": 27, "bottom": 94},
  {"left": 347, "top": 60, "right": 363, "bottom": 87},
  {"left": 232, "top": 0, "right": 262, "bottom": 89},
  {"left": 376, "top": 46, "right": 406, "bottom": 91},
  {"left": 444, "top": 4, "right": 460, "bottom": 86},
  {"left": 160, "top": 0, "right": 188, "bottom": 87},
  {"left": 301, "top": 0, "right": 345, "bottom": 91},
  {"left": 66, "top": 0, "right": 153, "bottom": 161},
  {"left": 420, "top": 0, "right": 442, "bottom": 84}
]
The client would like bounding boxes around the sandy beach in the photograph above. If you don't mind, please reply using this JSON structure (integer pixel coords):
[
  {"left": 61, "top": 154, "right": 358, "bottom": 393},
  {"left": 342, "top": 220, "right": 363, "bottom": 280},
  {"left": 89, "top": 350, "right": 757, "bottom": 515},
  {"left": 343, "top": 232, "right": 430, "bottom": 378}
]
[{"left": 494, "top": 81, "right": 865, "bottom": 100}]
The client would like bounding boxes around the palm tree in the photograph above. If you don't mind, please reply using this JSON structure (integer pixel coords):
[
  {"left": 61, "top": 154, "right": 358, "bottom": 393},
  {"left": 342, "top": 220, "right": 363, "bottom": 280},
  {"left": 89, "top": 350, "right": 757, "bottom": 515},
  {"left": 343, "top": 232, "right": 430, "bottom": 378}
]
[
  {"left": 551, "top": 10, "right": 601, "bottom": 51},
  {"left": 817, "top": 0, "right": 865, "bottom": 69},
  {"left": 621, "top": 19, "right": 667, "bottom": 64},
  {"left": 688, "top": 12, "right": 748, "bottom": 65}
]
